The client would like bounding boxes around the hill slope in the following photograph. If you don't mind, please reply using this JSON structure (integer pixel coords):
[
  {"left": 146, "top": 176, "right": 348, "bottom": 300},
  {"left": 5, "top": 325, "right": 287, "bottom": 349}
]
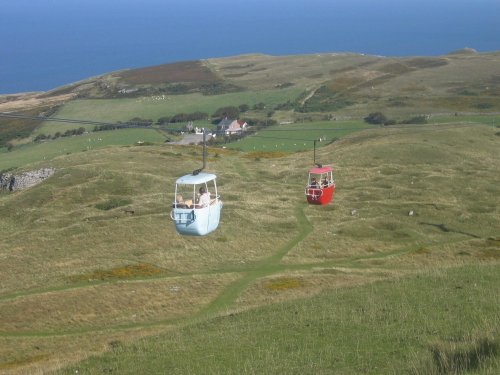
[
  {"left": 0, "top": 121, "right": 498, "bottom": 373},
  {"left": 0, "top": 50, "right": 499, "bottom": 373}
]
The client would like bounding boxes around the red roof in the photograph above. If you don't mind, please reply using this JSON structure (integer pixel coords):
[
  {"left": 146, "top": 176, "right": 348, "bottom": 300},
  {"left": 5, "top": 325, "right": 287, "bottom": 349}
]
[{"left": 308, "top": 166, "right": 332, "bottom": 174}]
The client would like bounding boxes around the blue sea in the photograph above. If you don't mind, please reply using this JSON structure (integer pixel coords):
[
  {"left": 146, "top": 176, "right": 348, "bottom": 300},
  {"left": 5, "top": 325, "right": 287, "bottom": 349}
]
[{"left": 1, "top": 0, "right": 499, "bottom": 94}]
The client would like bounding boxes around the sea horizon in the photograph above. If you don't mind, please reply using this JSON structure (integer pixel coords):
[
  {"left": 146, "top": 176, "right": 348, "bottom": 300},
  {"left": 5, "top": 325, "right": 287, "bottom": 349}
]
[{"left": 1, "top": 0, "right": 499, "bottom": 95}]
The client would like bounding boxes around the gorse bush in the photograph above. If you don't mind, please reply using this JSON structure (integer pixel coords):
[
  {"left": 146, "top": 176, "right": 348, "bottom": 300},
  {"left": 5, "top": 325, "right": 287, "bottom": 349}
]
[{"left": 364, "top": 111, "right": 388, "bottom": 125}]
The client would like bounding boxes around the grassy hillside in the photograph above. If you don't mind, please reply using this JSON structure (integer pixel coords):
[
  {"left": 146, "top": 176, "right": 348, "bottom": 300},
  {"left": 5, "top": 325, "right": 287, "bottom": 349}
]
[
  {"left": 0, "top": 121, "right": 498, "bottom": 374},
  {"left": 55, "top": 265, "right": 500, "bottom": 374},
  {"left": 0, "top": 50, "right": 499, "bottom": 373}
]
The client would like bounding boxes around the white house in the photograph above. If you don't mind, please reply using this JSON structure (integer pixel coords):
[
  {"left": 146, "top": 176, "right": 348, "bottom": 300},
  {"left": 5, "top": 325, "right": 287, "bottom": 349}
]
[{"left": 216, "top": 118, "right": 247, "bottom": 136}]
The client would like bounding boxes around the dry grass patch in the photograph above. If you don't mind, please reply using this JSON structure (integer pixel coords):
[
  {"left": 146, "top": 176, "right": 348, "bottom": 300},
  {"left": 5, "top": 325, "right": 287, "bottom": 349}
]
[
  {"left": 237, "top": 269, "right": 390, "bottom": 309},
  {"left": 0, "top": 353, "right": 50, "bottom": 372},
  {"left": 455, "top": 238, "right": 500, "bottom": 260},
  {"left": 0, "top": 327, "right": 168, "bottom": 375},
  {"left": 0, "top": 274, "right": 240, "bottom": 333}
]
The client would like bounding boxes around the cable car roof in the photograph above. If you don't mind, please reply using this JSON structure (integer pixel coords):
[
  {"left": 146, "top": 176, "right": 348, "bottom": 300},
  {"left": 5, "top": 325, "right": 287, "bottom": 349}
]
[
  {"left": 176, "top": 172, "right": 217, "bottom": 185},
  {"left": 308, "top": 166, "right": 332, "bottom": 174}
]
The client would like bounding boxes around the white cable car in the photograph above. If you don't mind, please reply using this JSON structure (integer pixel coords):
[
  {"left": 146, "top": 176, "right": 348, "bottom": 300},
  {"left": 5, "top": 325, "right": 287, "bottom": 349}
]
[
  {"left": 170, "top": 172, "right": 222, "bottom": 236},
  {"left": 169, "top": 129, "right": 222, "bottom": 236}
]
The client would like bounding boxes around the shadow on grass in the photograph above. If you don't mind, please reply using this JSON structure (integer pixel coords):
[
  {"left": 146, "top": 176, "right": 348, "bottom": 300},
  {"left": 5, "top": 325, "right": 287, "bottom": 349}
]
[{"left": 419, "top": 333, "right": 499, "bottom": 374}]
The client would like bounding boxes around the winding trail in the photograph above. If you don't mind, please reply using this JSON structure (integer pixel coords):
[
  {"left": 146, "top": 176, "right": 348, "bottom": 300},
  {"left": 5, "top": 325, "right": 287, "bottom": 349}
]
[{"left": 196, "top": 204, "right": 313, "bottom": 317}]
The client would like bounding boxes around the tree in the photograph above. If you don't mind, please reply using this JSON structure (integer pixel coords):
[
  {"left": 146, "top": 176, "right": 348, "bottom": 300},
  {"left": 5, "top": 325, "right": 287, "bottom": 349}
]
[
  {"left": 364, "top": 112, "right": 388, "bottom": 125},
  {"left": 400, "top": 116, "right": 427, "bottom": 125},
  {"left": 238, "top": 104, "right": 249, "bottom": 113},
  {"left": 253, "top": 102, "right": 266, "bottom": 110},
  {"left": 34, "top": 134, "right": 48, "bottom": 142},
  {"left": 157, "top": 116, "right": 171, "bottom": 125},
  {"left": 127, "top": 117, "right": 153, "bottom": 126},
  {"left": 213, "top": 106, "right": 240, "bottom": 120}
]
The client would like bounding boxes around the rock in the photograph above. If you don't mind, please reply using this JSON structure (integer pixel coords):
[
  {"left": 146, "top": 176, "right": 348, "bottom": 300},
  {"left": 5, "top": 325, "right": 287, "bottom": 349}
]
[{"left": 0, "top": 168, "right": 55, "bottom": 192}]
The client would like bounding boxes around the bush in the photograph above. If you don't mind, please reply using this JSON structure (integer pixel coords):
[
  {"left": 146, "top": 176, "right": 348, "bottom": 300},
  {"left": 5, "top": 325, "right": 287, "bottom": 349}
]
[
  {"left": 364, "top": 112, "right": 388, "bottom": 125},
  {"left": 34, "top": 134, "right": 49, "bottom": 142},
  {"left": 126, "top": 118, "right": 153, "bottom": 126},
  {"left": 167, "top": 111, "right": 208, "bottom": 123},
  {"left": 238, "top": 104, "right": 249, "bottom": 113},
  {"left": 253, "top": 102, "right": 266, "bottom": 110},
  {"left": 213, "top": 106, "right": 240, "bottom": 119},
  {"left": 274, "top": 100, "right": 291, "bottom": 110},
  {"left": 94, "top": 124, "right": 118, "bottom": 131},
  {"left": 400, "top": 116, "right": 427, "bottom": 124},
  {"left": 156, "top": 116, "right": 171, "bottom": 125}
]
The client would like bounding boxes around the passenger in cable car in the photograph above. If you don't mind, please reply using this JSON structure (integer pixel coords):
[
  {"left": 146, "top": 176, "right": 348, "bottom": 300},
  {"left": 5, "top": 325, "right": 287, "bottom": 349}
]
[
  {"left": 310, "top": 177, "right": 319, "bottom": 188},
  {"left": 322, "top": 177, "right": 329, "bottom": 188},
  {"left": 175, "top": 194, "right": 185, "bottom": 208},
  {"left": 195, "top": 186, "right": 210, "bottom": 208}
]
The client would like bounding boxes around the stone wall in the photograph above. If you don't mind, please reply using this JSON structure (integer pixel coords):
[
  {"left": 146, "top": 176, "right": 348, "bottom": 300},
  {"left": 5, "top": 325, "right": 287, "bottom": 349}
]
[{"left": 0, "top": 168, "right": 55, "bottom": 192}]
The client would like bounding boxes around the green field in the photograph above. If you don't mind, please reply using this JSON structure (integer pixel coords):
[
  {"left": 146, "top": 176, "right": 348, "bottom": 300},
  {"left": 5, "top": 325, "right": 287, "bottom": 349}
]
[
  {"left": 224, "top": 120, "right": 371, "bottom": 152},
  {"left": 36, "top": 86, "right": 303, "bottom": 131},
  {"left": 0, "top": 128, "right": 167, "bottom": 171}
]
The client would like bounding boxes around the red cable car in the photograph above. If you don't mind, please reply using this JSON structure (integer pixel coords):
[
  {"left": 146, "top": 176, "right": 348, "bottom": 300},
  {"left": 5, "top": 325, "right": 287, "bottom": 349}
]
[{"left": 305, "top": 165, "right": 335, "bottom": 205}]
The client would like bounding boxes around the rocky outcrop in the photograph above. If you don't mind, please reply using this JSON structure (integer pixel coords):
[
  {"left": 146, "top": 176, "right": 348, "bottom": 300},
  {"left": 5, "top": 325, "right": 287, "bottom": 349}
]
[{"left": 0, "top": 168, "right": 55, "bottom": 192}]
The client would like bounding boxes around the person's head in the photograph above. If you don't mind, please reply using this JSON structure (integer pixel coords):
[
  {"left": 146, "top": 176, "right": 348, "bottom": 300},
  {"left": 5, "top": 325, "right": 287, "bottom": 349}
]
[{"left": 199, "top": 186, "right": 206, "bottom": 194}]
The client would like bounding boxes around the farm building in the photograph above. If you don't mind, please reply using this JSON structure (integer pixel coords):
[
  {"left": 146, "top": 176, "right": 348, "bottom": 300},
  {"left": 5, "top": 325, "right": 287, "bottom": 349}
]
[{"left": 216, "top": 118, "right": 247, "bottom": 136}]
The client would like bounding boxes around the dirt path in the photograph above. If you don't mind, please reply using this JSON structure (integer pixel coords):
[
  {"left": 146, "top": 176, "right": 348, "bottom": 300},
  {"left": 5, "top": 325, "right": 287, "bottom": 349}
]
[
  {"left": 300, "top": 86, "right": 320, "bottom": 106},
  {"left": 168, "top": 133, "right": 207, "bottom": 145}
]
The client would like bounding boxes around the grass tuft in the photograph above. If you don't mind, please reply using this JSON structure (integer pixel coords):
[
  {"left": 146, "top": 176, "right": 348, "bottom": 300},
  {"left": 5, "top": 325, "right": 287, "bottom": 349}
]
[
  {"left": 428, "top": 334, "right": 498, "bottom": 374},
  {"left": 0, "top": 354, "right": 50, "bottom": 371},
  {"left": 95, "top": 198, "right": 132, "bottom": 211}
]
